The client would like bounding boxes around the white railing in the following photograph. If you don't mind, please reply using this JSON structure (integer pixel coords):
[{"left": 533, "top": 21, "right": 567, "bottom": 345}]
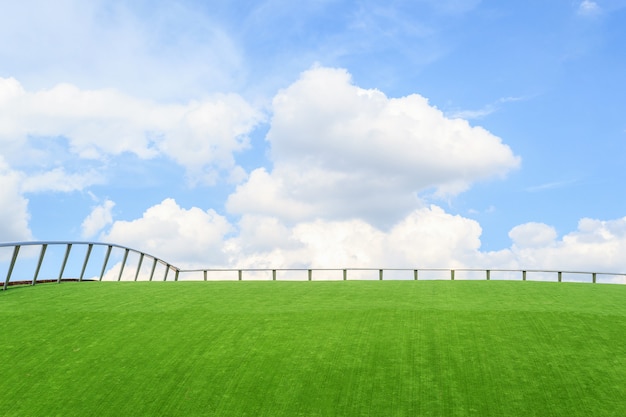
[{"left": 2, "top": 241, "right": 625, "bottom": 290}]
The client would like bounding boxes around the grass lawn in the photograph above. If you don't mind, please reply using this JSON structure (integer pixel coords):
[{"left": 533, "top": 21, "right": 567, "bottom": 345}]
[{"left": 1, "top": 281, "right": 625, "bottom": 416}]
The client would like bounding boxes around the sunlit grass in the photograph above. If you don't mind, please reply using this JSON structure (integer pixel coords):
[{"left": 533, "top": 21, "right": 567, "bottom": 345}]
[{"left": 1, "top": 281, "right": 625, "bottom": 416}]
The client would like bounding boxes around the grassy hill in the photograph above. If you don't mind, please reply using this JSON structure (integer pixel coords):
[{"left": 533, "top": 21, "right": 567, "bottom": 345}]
[{"left": 1, "top": 281, "right": 625, "bottom": 416}]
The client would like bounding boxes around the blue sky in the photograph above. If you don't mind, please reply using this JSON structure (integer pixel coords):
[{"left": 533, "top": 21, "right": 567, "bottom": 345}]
[{"left": 1, "top": 0, "right": 625, "bottom": 275}]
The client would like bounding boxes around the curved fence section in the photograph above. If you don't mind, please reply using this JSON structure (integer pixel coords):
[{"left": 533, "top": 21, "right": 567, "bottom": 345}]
[
  {"left": 1, "top": 241, "right": 179, "bottom": 290},
  {"left": 2, "top": 241, "right": 626, "bottom": 290}
]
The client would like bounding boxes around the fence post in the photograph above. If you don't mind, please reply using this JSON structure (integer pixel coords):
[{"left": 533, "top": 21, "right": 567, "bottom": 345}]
[
  {"left": 486, "top": 270, "right": 490, "bottom": 281},
  {"left": 379, "top": 269, "right": 383, "bottom": 281},
  {"left": 58, "top": 244, "right": 73, "bottom": 283},
  {"left": 343, "top": 269, "right": 347, "bottom": 281},
  {"left": 238, "top": 270, "right": 242, "bottom": 281},
  {"left": 414, "top": 269, "right": 418, "bottom": 280},
  {"left": 558, "top": 271, "right": 562, "bottom": 283},
  {"left": 79, "top": 244, "right": 93, "bottom": 282},
  {"left": 272, "top": 270, "right": 276, "bottom": 281},
  {"left": 522, "top": 270, "right": 526, "bottom": 281},
  {"left": 99, "top": 245, "right": 113, "bottom": 281},
  {"left": 592, "top": 273, "right": 596, "bottom": 284},
  {"left": 174, "top": 269, "right": 179, "bottom": 282},
  {"left": 118, "top": 248, "right": 129, "bottom": 281},
  {"left": 163, "top": 265, "right": 169, "bottom": 281},
  {"left": 149, "top": 258, "right": 157, "bottom": 281},
  {"left": 134, "top": 253, "right": 144, "bottom": 281},
  {"left": 203, "top": 270, "right": 207, "bottom": 281},
  {"left": 33, "top": 244, "right": 48, "bottom": 285},
  {"left": 308, "top": 269, "right": 312, "bottom": 281},
  {"left": 3, "top": 245, "right": 21, "bottom": 291},
  {"left": 451, "top": 269, "right": 455, "bottom": 281}
]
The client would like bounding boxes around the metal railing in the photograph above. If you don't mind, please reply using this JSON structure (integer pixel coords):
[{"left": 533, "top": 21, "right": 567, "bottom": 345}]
[
  {"left": 2, "top": 241, "right": 626, "bottom": 290},
  {"left": 1, "top": 241, "right": 177, "bottom": 290}
]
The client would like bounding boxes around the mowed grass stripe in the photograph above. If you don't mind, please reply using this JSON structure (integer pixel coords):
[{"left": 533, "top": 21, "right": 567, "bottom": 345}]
[{"left": 1, "top": 281, "right": 624, "bottom": 416}]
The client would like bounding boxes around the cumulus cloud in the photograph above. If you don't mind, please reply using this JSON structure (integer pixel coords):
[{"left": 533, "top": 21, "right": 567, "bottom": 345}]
[
  {"left": 231, "top": 215, "right": 297, "bottom": 254},
  {"left": 81, "top": 199, "right": 116, "bottom": 238},
  {"left": 158, "top": 94, "right": 262, "bottom": 185},
  {"left": 0, "top": 77, "right": 263, "bottom": 186},
  {"left": 105, "top": 202, "right": 487, "bottom": 270},
  {"left": 102, "top": 198, "right": 233, "bottom": 268},
  {"left": 228, "top": 67, "right": 520, "bottom": 227},
  {"left": 280, "top": 205, "right": 484, "bottom": 269},
  {"left": 211, "top": 206, "right": 485, "bottom": 270},
  {"left": 508, "top": 217, "right": 626, "bottom": 275},
  {"left": 0, "top": 156, "right": 33, "bottom": 242},
  {"left": 95, "top": 194, "right": 626, "bottom": 284},
  {"left": 509, "top": 222, "right": 558, "bottom": 248}
]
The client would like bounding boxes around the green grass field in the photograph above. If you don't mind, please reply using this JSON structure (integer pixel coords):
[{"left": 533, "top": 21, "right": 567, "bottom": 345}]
[{"left": 1, "top": 281, "right": 625, "bottom": 416}]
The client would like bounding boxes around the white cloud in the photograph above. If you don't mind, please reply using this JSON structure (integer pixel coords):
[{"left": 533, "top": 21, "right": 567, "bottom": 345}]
[
  {"left": 158, "top": 94, "right": 263, "bottom": 185},
  {"left": 509, "top": 222, "right": 558, "bottom": 249},
  {"left": 226, "top": 167, "right": 318, "bottom": 222},
  {"left": 578, "top": 1, "right": 601, "bottom": 16},
  {"left": 508, "top": 217, "right": 626, "bottom": 276},
  {"left": 232, "top": 215, "right": 297, "bottom": 254},
  {"left": 109, "top": 202, "right": 486, "bottom": 270},
  {"left": 386, "top": 205, "right": 484, "bottom": 267},
  {"left": 525, "top": 179, "right": 578, "bottom": 192},
  {"left": 229, "top": 216, "right": 387, "bottom": 269},
  {"left": 446, "top": 96, "right": 529, "bottom": 120},
  {"left": 0, "top": 77, "right": 263, "bottom": 186},
  {"left": 228, "top": 67, "right": 520, "bottom": 226},
  {"left": 0, "top": 0, "right": 245, "bottom": 101},
  {"left": 81, "top": 199, "right": 116, "bottom": 239},
  {"left": 94, "top": 194, "right": 626, "bottom": 284},
  {"left": 0, "top": 156, "right": 33, "bottom": 242},
  {"left": 21, "top": 167, "right": 105, "bottom": 193},
  {"left": 447, "top": 105, "right": 496, "bottom": 120},
  {"left": 225, "top": 205, "right": 486, "bottom": 270},
  {"left": 102, "top": 198, "right": 233, "bottom": 268}
]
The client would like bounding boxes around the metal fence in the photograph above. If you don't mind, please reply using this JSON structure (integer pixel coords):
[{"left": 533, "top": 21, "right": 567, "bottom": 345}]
[
  {"left": 1, "top": 241, "right": 177, "bottom": 290},
  {"left": 2, "top": 241, "right": 626, "bottom": 290}
]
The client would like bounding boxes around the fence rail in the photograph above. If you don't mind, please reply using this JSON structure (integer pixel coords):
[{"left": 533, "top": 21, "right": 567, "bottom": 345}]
[{"left": 2, "top": 241, "right": 626, "bottom": 290}]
